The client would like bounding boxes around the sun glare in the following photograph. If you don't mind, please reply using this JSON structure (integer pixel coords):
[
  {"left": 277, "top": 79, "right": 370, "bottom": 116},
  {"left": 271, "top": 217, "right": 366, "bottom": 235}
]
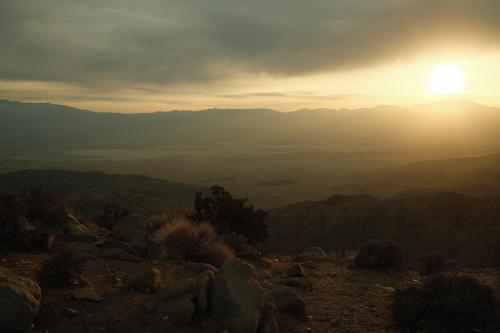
[{"left": 428, "top": 64, "right": 464, "bottom": 95}]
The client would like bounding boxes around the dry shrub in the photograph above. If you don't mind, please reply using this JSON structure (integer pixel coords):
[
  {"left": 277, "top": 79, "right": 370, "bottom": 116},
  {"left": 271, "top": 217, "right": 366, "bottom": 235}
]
[
  {"left": 38, "top": 243, "right": 88, "bottom": 287},
  {"left": 157, "top": 218, "right": 234, "bottom": 267},
  {"left": 393, "top": 274, "right": 497, "bottom": 331},
  {"left": 419, "top": 252, "right": 447, "bottom": 275},
  {"left": 355, "top": 239, "right": 403, "bottom": 271}
]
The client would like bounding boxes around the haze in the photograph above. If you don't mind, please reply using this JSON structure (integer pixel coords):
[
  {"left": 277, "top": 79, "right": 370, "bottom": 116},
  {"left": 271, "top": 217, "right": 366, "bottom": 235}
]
[{"left": 1, "top": 1, "right": 500, "bottom": 112}]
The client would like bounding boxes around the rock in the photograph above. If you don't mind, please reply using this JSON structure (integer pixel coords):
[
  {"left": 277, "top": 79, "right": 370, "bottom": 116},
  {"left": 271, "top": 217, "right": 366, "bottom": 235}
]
[
  {"left": 293, "top": 247, "right": 328, "bottom": 262},
  {"left": 143, "top": 297, "right": 156, "bottom": 314},
  {"left": 259, "top": 270, "right": 273, "bottom": 281},
  {"left": 66, "top": 241, "right": 100, "bottom": 256},
  {"left": 157, "top": 279, "right": 195, "bottom": 301},
  {"left": 259, "top": 303, "right": 280, "bottom": 333},
  {"left": 283, "top": 277, "right": 312, "bottom": 289},
  {"left": 101, "top": 248, "right": 142, "bottom": 262},
  {"left": 330, "top": 319, "right": 340, "bottom": 328},
  {"left": 111, "top": 213, "right": 149, "bottom": 255},
  {"left": 283, "top": 264, "right": 307, "bottom": 278},
  {"left": 64, "top": 307, "right": 79, "bottom": 318},
  {"left": 257, "top": 258, "right": 273, "bottom": 269},
  {"left": 130, "top": 268, "right": 163, "bottom": 293},
  {"left": 99, "top": 239, "right": 141, "bottom": 257},
  {"left": 185, "top": 262, "right": 218, "bottom": 273},
  {"left": 0, "top": 266, "right": 41, "bottom": 332},
  {"left": 157, "top": 295, "right": 195, "bottom": 326},
  {"left": 212, "top": 259, "right": 264, "bottom": 333},
  {"left": 303, "top": 247, "right": 327, "bottom": 257},
  {"left": 196, "top": 270, "right": 214, "bottom": 317},
  {"left": 271, "top": 285, "right": 305, "bottom": 317},
  {"left": 69, "top": 287, "right": 103, "bottom": 302}
]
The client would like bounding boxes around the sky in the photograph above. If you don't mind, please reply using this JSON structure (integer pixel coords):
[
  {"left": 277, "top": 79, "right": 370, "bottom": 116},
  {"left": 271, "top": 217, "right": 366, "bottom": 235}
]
[{"left": 1, "top": 0, "right": 500, "bottom": 113}]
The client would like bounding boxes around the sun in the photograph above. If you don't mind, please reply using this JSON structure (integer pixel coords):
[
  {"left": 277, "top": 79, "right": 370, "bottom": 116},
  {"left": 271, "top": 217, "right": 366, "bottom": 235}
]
[{"left": 427, "top": 64, "right": 464, "bottom": 95}]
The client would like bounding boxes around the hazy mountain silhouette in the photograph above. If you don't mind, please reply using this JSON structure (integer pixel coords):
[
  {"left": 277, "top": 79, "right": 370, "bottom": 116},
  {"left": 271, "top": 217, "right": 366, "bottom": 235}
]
[{"left": 2, "top": 99, "right": 499, "bottom": 149}]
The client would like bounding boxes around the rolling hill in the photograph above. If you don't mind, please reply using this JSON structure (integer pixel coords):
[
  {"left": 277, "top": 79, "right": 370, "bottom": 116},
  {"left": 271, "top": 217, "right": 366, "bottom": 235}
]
[
  {"left": 264, "top": 191, "right": 500, "bottom": 268},
  {"left": 0, "top": 169, "right": 202, "bottom": 217}
]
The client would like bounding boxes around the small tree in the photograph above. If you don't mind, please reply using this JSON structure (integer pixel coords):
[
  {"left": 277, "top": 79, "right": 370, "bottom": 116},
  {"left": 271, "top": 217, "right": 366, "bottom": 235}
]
[
  {"left": 0, "top": 192, "right": 32, "bottom": 250},
  {"left": 190, "top": 186, "right": 268, "bottom": 244},
  {"left": 355, "top": 239, "right": 403, "bottom": 271}
]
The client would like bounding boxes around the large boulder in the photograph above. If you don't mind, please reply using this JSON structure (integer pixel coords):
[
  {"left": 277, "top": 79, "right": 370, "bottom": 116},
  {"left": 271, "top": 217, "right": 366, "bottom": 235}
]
[
  {"left": 212, "top": 259, "right": 264, "bottom": 333},
  {"left": 271, "top": 285, "right": 305, "bottom": 317},
  {"left": 0, "top": 266, "right": 41, "bottom": 332},
  {"left": 99, "top": 239, "right": 141, "bottom": 257},
  {"left": 111, "top": 214, "right": 149, "bottom": 255},
  {"left": 196, "top": 270, "right": 214, "bottom": 317},
  {"left": 129, "top": 268, "right": 163, "bottom": 294}
]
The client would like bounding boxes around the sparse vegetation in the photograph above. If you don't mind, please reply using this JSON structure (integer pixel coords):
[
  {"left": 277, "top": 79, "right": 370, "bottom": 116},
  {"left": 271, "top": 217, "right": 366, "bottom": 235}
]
[
  {"left": 96, "top": 203, "right": 130, "bottom": 230},
  {"left": 0, "top": 192, "right": 32, "bottom": 250},
  {"left": 190, "top": 185, "right": 268, "bottom": 244},
  {"left": 355, "top": 240, "right": 403, "bottom": 271},
  {"left": 393, "top": 274, "right": 498, "bottom": 331},
  {"left": 22, "top": 186, "right": 69, "bottom": 226},
  {"left": 38, "top": 243, "right": 88, "bottom": 287},
  {"left": 419, "top": 252, "right": 447, "bottom": 275},
  {"left": 156, "top": 218, "right": 234, "bottom": 267}
]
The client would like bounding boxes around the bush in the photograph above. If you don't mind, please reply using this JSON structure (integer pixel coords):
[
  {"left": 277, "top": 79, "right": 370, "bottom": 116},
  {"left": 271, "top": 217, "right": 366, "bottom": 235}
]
[
  {"left": 190, "top": 186, "right": 268, "bottom": 244},
  {"left": 393, "top": 274, "right": 498, "bottom": 331},
  {"left": 419, "top": 252, "right": 447, "bottom": 275},
  {"left": 22, "top": 186, "right": 69, "bottom": 226},
  {"left": 38, "top": 243, "right": 88, "bottom": 287},
  {"left": 354, "top": 240, "right": 403, "bottom": 270},
  {"left": 0, "top": 192, "right": 33, "bottom": 251},
  {"left": 96, "top": 203, "right": 130, "bottom": 230},
  {"left": 157, "top": 218, "right": 234, "bottom": 267}
]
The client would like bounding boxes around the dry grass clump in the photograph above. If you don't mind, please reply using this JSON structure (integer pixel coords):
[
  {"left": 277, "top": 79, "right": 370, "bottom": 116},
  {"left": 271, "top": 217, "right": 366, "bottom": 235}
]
[{"left": 155, "top": 218, "right": 234, "bottom": 267}]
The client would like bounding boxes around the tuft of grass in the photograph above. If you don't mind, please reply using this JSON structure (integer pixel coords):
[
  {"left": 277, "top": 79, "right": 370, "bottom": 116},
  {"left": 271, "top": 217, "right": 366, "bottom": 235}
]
[
  {"left": 38, "top": 243, "right": 88, "bottom": 287},
  {"left": 354, "top": 239, "right": 403, "bottom": 271},
  {"left": 393, "top": 274, "right": 497, "bottom": 331},
  {"left": 156, "top": 218, "right": 234, "bottom": 267}
]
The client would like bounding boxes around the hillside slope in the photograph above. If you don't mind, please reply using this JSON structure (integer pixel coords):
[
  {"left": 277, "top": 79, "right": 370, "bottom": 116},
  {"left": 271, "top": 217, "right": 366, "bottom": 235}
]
[
  {"left": 0, "top": 169, "right": 202, "bottom": 217},
  {"left": 265, "top": 192, "right": 500, "bottom": 267}
]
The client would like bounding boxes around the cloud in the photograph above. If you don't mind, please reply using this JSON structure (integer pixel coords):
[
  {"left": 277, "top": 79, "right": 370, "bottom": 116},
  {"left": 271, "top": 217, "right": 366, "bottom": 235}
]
[{"left": 0, "top": 0, "right": 499, "bottom": 91}]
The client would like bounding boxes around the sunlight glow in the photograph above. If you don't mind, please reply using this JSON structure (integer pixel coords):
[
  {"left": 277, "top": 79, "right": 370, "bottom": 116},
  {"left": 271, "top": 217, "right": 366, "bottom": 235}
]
[{"left": 428, "top": 64, "right": 464, "bottom": 94}]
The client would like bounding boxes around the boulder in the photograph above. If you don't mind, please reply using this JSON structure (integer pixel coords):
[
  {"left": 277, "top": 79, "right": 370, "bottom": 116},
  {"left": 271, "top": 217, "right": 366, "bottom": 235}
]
[
  {"left": 157, "top": 295, "right": 195, "bottom": 326},
  {"left": 0, "top": 266, "right": 41, "bottom": 332},
  {"left": 101, "top": 248, "right": 142, "bottom": 262},
  {"left": 212, "top": 259, "right": 264, "bottom": 333},
  {"left": 271, "top": 285, "right": 305, "bottom": 317},
  {"left": 157, "top": 279, "right": 195, "bottom": 301},
  {"left": 283, "top": 264, "right": 307, "bottom": 278},
  {"left": 283, "top": 277, "right": 312, "bottom": 289},
  {"left": 293, "top": 247, "right": 328, "bottom": 262},
  {"left": 111, "top": 213, "right": 149, "bottom": 255},
  {"left": 196, "top": 270, "right": 214, "bottom": 317},
  {"left": 99, "top": 239, "right": 141, "bottom": 257},
  {"left": 185, "top": 262, "right": 218, "bottom": 273},
  {"left": 68, "top": 287, "right": 103, "bottom": 302},
  {"left": 130, "top": 268, "right": 163, "bottom": 293},
  {"left": 258, "top": 304, "right": 280, "bottom": 333}
]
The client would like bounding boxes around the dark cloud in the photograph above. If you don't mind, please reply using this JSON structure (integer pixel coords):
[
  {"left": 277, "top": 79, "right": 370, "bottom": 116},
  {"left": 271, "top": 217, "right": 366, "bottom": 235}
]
[{"left": 0, "top": 0, "right": 499, "bottom": 89}]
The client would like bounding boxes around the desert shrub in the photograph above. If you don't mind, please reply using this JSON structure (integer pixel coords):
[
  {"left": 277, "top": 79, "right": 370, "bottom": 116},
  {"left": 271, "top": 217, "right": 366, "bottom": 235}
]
[
  {"left": 419, "top": 252, "right": 447, "bottom": 275},
  {"left": 393, "top": 274, "right": 497, "bottom": 331},
  {"left": 354, "top": 239, "right": 403, "bottom": 271},
  {"left": 190, "top": 185, "right": 268, "bottom": 244},
  {"left": 96, "top": 203, "right": 130, "bottom": 230},
  {"left": 0, "top": 192, "right": 33, "bottom": 251},
  {"left": 38, "top": 243, "right": 88, "bottom": 287},
  {"left": 22, "top": 186, "right": 69, "bottom": 226},
  {"left": 148, "top": 208, "right": 191, "bottom": 234},
  {"left": 157, "top": 218, "right": 234, "bottom": 267}
]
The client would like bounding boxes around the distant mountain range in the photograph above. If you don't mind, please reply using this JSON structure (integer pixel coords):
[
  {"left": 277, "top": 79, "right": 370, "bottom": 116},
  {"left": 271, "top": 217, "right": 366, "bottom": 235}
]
[
  {"left": 0, "top": 169, "right": 201, "bottom": 217},
  {"left": 264, "top": 191, "right": 500, "bottom": 268},
  {"left": 1, "top": 99, "right": 500, "bottom": 149}
]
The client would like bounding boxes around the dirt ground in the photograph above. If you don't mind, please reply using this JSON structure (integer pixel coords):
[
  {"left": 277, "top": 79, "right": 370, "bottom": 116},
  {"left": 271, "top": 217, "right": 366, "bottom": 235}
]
[{"left": 2, "top": 252, "right": 499, "bottom": 333}]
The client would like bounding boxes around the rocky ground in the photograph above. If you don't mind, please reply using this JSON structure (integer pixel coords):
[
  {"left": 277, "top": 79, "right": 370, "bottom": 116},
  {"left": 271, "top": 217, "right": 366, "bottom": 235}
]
[{"left": 2, "top": 248, "right": 500, "bottom": 333}]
